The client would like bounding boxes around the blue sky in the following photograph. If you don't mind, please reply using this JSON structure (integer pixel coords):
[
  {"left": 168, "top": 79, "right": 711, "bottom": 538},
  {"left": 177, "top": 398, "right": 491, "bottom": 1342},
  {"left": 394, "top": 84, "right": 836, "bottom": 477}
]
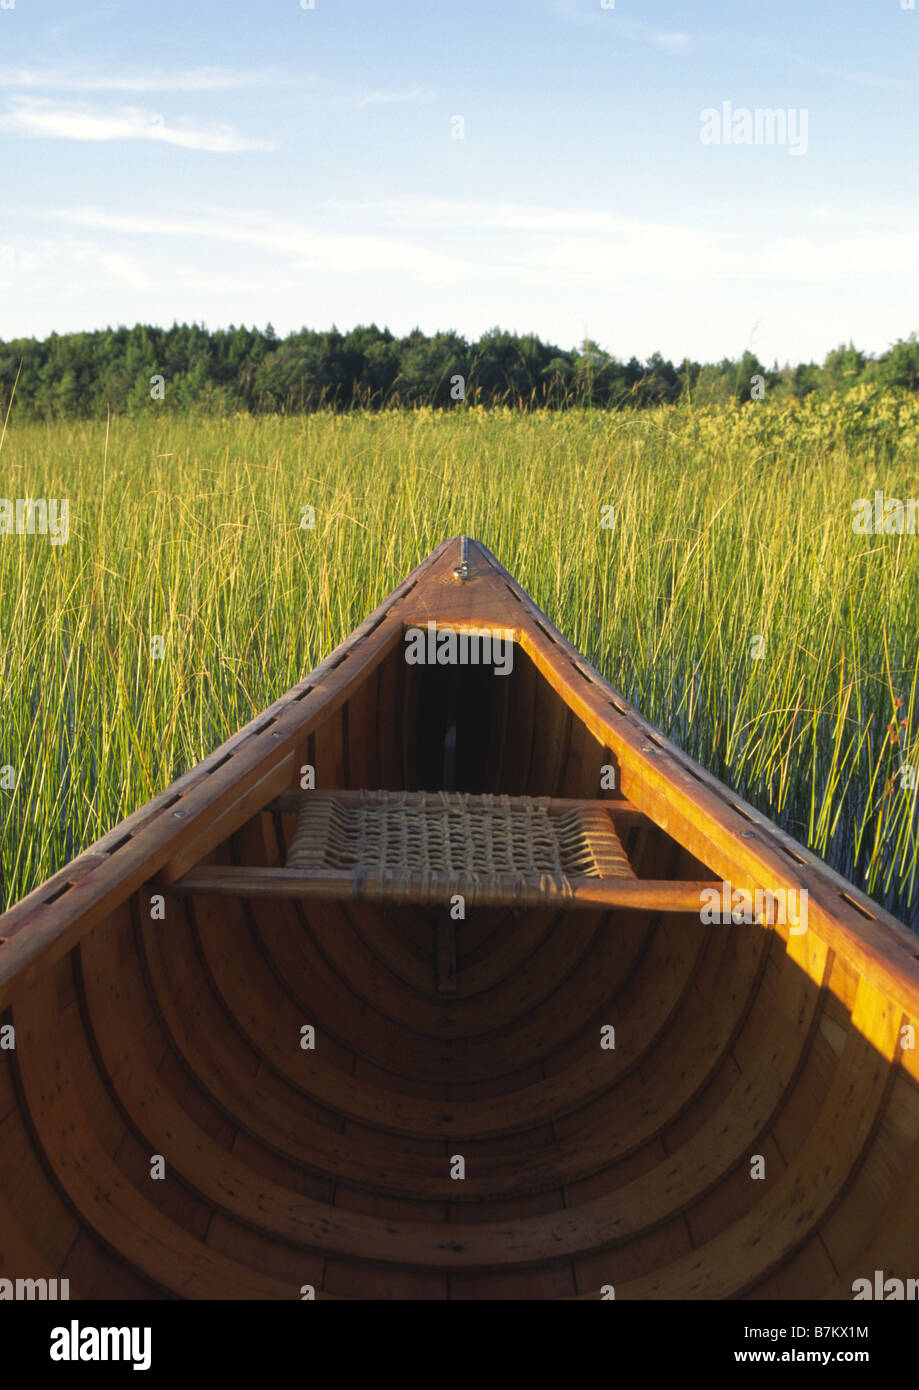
[{"left": 0, "top": 0, "right": 917, "bottom": 364}]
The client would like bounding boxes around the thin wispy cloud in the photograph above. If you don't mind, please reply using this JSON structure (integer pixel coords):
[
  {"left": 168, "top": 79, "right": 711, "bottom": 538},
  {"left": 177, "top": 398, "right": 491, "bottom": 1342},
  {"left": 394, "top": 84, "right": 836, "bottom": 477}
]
[
  {"left": 68, "top": 243, "right": 153, "bottom": 289},
  {"left": 548, "top": 0, "right": 694, "bottom": 51},
  {"left": 794, "top": 57, "right": 919, "bottom": 93},
  {"left": 649, "top": 31, "right": 691, "bottom": 53},
  {"left": 0, "top": 238, "right": 153, "bottom": 289},
  {"left": 356, "top": 87, "right": 435, "bottom": 109},
  {"left": 0, "top": 97, "right": 274, "bottom": 152},
  {"left": 53, "top": 199, "right": 919, "bottom": 290},
  {"left": 336, "top": 196, "right": 641, "bottom": 235},
  {"left": 0, "top": 67, "right": 270, "bottom": 92},
  {"left": 52, "top": 206, "right": 508, "bottom": 282}
]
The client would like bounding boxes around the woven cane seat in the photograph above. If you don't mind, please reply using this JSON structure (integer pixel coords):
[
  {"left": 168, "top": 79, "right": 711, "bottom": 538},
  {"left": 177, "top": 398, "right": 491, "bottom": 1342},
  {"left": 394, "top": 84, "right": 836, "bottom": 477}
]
[{"left": 285, "top": 790, "right": 635, "bottom": 905}]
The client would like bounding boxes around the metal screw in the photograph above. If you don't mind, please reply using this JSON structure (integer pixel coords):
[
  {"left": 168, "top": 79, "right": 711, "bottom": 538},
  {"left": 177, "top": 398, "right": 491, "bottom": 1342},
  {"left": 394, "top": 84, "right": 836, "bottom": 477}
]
[{"left": 453, "top": 535, "right": 470, "bottom": 581}]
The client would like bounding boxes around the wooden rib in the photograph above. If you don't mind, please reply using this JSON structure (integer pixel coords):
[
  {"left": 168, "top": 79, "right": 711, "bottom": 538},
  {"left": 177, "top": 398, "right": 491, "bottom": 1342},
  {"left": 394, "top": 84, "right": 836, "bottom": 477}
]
[
  {"left": 73, "top": 904, "right": 850, "bottom": 1276},
  {"left": 435, "top": 918, "right": 456, "bottom": 993},
  {"left": 574, "top": 973, "right": 901, "bottom": 1298},
  {"left": 252, "top": 895, "right": 612, "bottom": 1048},
  {"left": 189, "top": 893, "right": 710, "bottom": 1139},
  {"left": 194, "top": 880, "right": 705, "bottom": 1091},
  {"left": 0, "top": 1187, "right": 62, "bottom": 1283},
  {"left": 338, "top": 897, "right": 569, "bottom": 999},
  {"left": 11, "top": 974, "right": 303, "bottom": 1298},
  {"left": 499, "top": 639, "right": 536, "bottom": 794}
]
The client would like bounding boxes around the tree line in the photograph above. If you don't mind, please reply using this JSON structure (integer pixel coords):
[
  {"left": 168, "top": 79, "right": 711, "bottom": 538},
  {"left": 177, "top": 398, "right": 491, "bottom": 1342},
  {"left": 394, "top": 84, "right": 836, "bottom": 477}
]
[{"left": 1, "top": 322, "right": 917, "bottom": 419}]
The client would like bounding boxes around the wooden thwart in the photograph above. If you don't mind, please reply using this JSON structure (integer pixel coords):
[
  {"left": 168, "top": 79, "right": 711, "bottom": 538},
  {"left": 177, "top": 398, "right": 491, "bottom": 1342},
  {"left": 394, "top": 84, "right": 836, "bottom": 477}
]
[
  {"left": 174, "top": 865, "right": 716, "bottom": 911},
  {"left": 176, "top": 789, "right": 717, "bottom": 910}
]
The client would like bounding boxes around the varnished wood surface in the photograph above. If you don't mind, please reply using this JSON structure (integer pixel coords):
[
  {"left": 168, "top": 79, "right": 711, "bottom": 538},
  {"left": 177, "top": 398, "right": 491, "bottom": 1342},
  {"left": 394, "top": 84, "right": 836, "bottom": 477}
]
[{"left": 1, "top": 535, "right": 918, "bottom": 1300}]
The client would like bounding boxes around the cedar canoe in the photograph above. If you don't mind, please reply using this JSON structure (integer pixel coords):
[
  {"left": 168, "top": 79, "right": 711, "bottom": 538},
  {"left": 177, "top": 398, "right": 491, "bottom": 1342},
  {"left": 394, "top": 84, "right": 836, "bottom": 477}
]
[{"left": 1, "top": 535, "right": 918, "bottom": 1301}]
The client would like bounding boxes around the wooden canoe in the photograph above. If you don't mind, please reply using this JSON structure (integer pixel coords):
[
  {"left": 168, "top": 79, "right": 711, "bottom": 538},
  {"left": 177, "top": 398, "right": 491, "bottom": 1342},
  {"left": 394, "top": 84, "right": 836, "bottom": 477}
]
[{"left": 2, "top": 534, "right": 919, "bottom": 1302}]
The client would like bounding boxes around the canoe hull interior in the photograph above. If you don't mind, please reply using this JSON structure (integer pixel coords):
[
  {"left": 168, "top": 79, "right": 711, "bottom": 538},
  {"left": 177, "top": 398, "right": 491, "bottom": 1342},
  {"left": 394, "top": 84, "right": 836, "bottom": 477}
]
[{"left": 1, "top": 537, "right": 918, "bottom": 1300}]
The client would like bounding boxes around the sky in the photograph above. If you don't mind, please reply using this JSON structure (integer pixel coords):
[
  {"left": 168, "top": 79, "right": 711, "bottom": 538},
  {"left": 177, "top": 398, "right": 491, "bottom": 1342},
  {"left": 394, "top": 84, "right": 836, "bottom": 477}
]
[{"left": 0, "top": 0, "right": 917, "bottom": 366}]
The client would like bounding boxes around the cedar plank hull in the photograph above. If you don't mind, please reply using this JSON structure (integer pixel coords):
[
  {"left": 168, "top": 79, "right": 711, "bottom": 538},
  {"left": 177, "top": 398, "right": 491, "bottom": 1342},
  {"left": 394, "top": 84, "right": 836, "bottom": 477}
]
[{"left": 1, "top": 536, "right": 919, "bottom": 1300}]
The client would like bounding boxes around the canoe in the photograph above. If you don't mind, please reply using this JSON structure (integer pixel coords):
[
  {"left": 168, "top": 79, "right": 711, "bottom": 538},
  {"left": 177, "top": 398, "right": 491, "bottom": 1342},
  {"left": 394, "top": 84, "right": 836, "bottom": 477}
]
[{"left": 1, "top": 534, "right": 918, "bottom": 1303}]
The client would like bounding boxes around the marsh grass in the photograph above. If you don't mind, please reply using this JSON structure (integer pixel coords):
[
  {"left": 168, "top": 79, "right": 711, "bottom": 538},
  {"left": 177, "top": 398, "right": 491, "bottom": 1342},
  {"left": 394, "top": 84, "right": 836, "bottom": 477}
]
[{"left": 1, "top": 390, "right": 917, "bottom": 925}]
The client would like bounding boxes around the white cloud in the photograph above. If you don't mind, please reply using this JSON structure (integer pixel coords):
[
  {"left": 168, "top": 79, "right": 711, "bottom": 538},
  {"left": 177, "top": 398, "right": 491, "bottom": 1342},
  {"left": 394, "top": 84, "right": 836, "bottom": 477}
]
[
  {"left": 39, "top": 197, "right": 919, "bottom": 320},
  {"left": 356, "top": 87, "right": 435, "bottom": 109},
  {"left": 52, "top": 206, "right": 511, "bottom": 283},
  {"left": 70, "top": 245, "right": 153, "bottom": 289},
  {"left": 548, "top": 0, "right": 693, "bottom": 50},
  {"left": 0, "top": 67, "right": 270, "bottom": 92},
  {"left": 350, "top": 196, "right": 627, "bottom": 233},
  {"left": 794, "top": 58, "right": 919, "bottom": 93},
  {"left": 649, "top": 31, "right": 691, "bottom": 53},
  {"left": 9, "top": 200, "right": 919, "bottom": 363},
  {"left": 0, "top": 97, "right": 274, "bottom": 151},
  {"left": 266, "top": 194, "right": 919, "bottom": 284},
  {"left": 2, "top": 237, "right": 153, "bottom": 289}
]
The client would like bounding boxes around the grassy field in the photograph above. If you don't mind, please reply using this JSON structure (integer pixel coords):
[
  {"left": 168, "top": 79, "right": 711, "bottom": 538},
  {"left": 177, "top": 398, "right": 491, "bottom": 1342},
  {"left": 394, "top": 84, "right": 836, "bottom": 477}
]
[{"left": 1, "top": 386, "right": 918, "bottom": 926}]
